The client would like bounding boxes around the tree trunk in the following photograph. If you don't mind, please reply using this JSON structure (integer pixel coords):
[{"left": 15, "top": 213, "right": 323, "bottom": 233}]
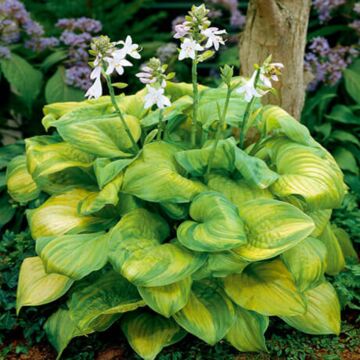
[{"left": 239, "top": 0, "right": 311, "bottom": 120}]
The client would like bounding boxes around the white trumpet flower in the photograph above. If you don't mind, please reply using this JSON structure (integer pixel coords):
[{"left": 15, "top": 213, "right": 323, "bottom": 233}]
[
  {"left": 201, "top": 27, "right": 226, "bottom": 51},
  {"left": 178, "top": 38, "right": 204, "bottom": 60},
  {"left": 236, "top": 71, "right": 267, "bottom": 102},
  {"left": 144, "top": 86, "right": 171, "bottom": 109},
  {"left": 85, "top": 76, "right": 102, "bottom": 99}
]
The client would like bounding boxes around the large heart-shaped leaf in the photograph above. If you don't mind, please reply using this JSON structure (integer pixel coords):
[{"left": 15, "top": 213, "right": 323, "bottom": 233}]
[
  {"left": 36, "top": 232, "right": 109, "bottom": 280},
  {"left": 68, "top": 271, "right": 145, "bottom": 332},
  {"left": 318, "top": 224, "right": 345, "bottom": 275},
  {"left": 269, "top": 139, "right": 345, "bottom": 210},
  {"left": 138, "top": 277, "right": 192, "bottom": 318},
  {"left": 307, "top": 209, "right": 332, "bottom": 237},
  {"left": 27, "top": 189, "right": 112, "bottom": 239},
  {"left": 281, "top": 282, "right": 341, "bottom": 335},
  {"left": 25, "top": 135, "right": 96, "bottom": 194},
  {"left": 207, "top": 173, "right": 272, "bottom": 208},
  {"left": 121, "top": 310, "right": 186, "bottom": 360},
  {"left": 177, "top": 191, "right": 247, "bottom": 252},
  {"left": 54, "top": 114, "right": 141, "bottom": 158},
  {"left": 173, "top": 279, "right": 235, "bottom": 345},
  {"left": 6, "top": 155, "right": 40, "bottom": 203},
  {"left": 224, "top": 258, "right": 306, "bottom": 316},
  {"left": 16, "top": 257, "right": 73, "bottom": 314},
  {"left": 225, "top": 306, "right": 269, "bottom": 352},
  {"left": 122, "top": 142, "right": 206, "bottom": 203},
  {"left": 233, "top": 199, "right": 315, "bottom": 261},
  {"left": 281, "top": 237, "right": 327, "bottom": 292}
]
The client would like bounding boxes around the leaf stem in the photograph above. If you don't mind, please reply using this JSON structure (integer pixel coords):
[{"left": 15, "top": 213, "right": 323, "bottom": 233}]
[
  {"left": 157, "top": 109, "right": 164, "bottom": 140},
  {"left": 205, "top": 85, "right": 232, "bottom": 179},
  {"left": 104, "top": 73, "right": 139, "bottom": 153},
  {"left": 239, "top": 68, "right": 261, "bottom": 149}
]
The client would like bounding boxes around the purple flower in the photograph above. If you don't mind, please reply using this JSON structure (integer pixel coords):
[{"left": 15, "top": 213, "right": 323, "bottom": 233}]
[
  {"left": 60, "top": 30, "right": 92, "bottom": 47},
  {"left": 0, "top": 45, "right": 10, "bottom": 59},
  {"left": 56, "top": 17, "right": 102, "bottom": 34},
  {"left": 65, "top": 65, "right": 92, "bottom": 91},
  {"left": 312, "top": 0, "right": 346, "bottom": 23},
  {"left": 25, "top": 36, "right": 59, "bottom": 52}
]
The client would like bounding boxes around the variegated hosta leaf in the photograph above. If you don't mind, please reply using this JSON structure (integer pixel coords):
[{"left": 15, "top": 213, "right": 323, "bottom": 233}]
[
  {"left": 307, "top": 209, "right": 332, "bottom": 237},
  {"left": 319, "top": 224, "right": 345, "bottom": 275},
  {"left": 121, "top": 310, "right": 186, "bottom": 360},
  {"left": 27, "top": 189, "right": 112, "bottom": 239},
  {"left": 224, "top": 258, "right": 306, "bottom": 316},
  {"left": 333, "top": 226, "right": 358, "bottom": 260},
  {"left": 122, "top": 142, "right": 206, "bottom": 203},
  {"left": 36, "top": 232, "right": 109, "bottom": 280},
  {"left": 109, "top": 237, "right": 206, "bottom": 287},
  {"left": 175, "top": 137, "right": 278, "bottom": 189},
  {"left": 281, "top": 237, "right": 327, "bottom": 292},
  {"left": 16, "top": 257, "right": 73, "bottom": 314},
  {"left": 117, "top": 90, "right": 148, "bottom": 119},
  {"left": 260, "top": 105, "right": 318, "bottom": 147},
  {"left": 193, "top": 251, "right": 249, "bottom": 279},
  {"left": 138, "top": 277, "right": 192, "bottom": 318},
  {"left": 78, "top": 174, "right": 123, "bottom": 216},
  {"left": 68, "top": 271, "right": 145, "bottom": 332},
  {"left": 44, "top": 308, "right": 84, "bottom": 360},
  {"left": 159, "top": 202, "right": 189, "bottom": 220},
  {"left": 94, "top": 157, "right": 136, "bottom": 189},
  {"left": 25, "top": 135, "right": 96, "bottom": 195},
  {"left": 173, "top": 279, "right": 235, "bottom": 345},
  {"left": 6, "top": 155, "right": 40, "bottom": 203},
  {"left": 177, "top": 191, "right": 247, "bottom": 252},
  {"left": 225, "top": 306, "right": 269, "bottom": 352},
  {"left": 53, "top": 114, "right": 141, "bottom": 158},
  {"left": 233, "top": 199, "right": 315, "bottom": 261},
  {"left": 281, "top": 282, "right": 341, "bottom": 335},
  {"left": 207, "top": 173, "right": 272, "bottom": 208},
  {"left": 269, "top": 139, "right": 345, "bottom": 210}
]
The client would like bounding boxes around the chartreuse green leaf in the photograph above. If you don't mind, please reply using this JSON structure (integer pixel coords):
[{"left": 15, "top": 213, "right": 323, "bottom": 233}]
[
  {"left": 173, "top": 279, "right": 235, "bottom": 345},
  {"left": 307, "top": 209, "right": 332, "bottom": 237},
  {"left": 281, "top": 237, "right": 327, "bottom": 292},
  {"left": 25, "top": 135, "right": 96, "bottom": 194},
  {"left": 269, "top": 139, "right": 345, "bottom": 210},
  {"left": 233, "top": 199, "right": 314, "bottom": 261},
  {"left": 207, "top": 173, "right": 272, "bottom": 207},
  {"left": 108, "top": 209, "right": 206, "bottom": 286},
  {"left": 333, "top": 226, "right": 358, "bottom": 260},
  {"left": 177, "top": 192, "right": 247, "bottom": 252},
  {"left": 123, "top": 142, "right": 206, "bottom": 203},
  {"left": 94, "top": 157, "right": 136, "bottom": 189},
  {"left": 138, "top": 277, "right": 192, "bottom": 318},
  {"left": 224, "top": 259, "right": 306, "bottom": 316},
  {"left": 36, "top": 232, "right": 109, "bottom": 280},
  {"left": 281, "top": 282, "right": 341, "bottom": 335},
  {"left": 16, "top": 257, "right": 73, "bottom": 314},
  {"left": 225, "top": 306, "right": 269, "bottom": 352},
  {"left": 159, "top": 202, "right": 189, "bottom": 220},
  {"left": 260, "top": 105, "right": 318, "bottom": 147},
  {"left": 6, "top": 155, "right": 40, "bottom": 203},
  {"left": 44, "top": 308, "right": 84, "bottom": 360},
  {"left": 117, "top": 89, "right": 148, "bottom": 119},
  {"left": 53, "top": 114, "right": 141, "bottom": 158},
  {"left": 121, "top": 310, "right": 186, "bottom": 360},
  {"left": 319, "top": 224, "right": 345, "bottom": 275},
  {"left": 78, "top": 174, "right": 123, "bottom": 215},
  {"left": 175, "top": 138, "right": 278, "bottom": 189},
  {"left": 27, "top": 189, "right": 111, "bottom": 239},
  {"left": 68, "top": 271, "right": 145, "bottom": 333}
]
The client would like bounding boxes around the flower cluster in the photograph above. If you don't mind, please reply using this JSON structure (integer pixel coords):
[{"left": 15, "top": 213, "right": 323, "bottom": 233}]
[
  {"left": 349, "top": 3, "right": 360, "bottom": 35},
  {"left": 136, "top": 57, "right": 173, "bottom": 109},
  {"left": 237, "top": 57, "right": 284, "bottom": 102},
  {"left": 312, "top": 0, "right": 346, "bottom": 23},
  {"left": 85, "top": 35, "right": 140, "bottom": 99},
  {"left": 0, "top": 0, "right": 58, "bottom": 58},
  {"left": 305, "top": 37, "right": 358, "bottom": 90},
  {"left": 173, "top": 4, "right": 226, "bottom": 62},
  {"left": 55, "top": 17, "right": 102, "bottom": 91}
]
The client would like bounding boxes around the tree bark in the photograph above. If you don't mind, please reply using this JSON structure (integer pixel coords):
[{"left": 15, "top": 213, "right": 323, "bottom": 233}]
[{"left": 239, "top": 0, "right": 311, "bottom": 120}]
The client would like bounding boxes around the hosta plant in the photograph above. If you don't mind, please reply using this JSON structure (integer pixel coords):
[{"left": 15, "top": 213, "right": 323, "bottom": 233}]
[{"left": 7, "top": 4, "right": 358, "bottom": 360}]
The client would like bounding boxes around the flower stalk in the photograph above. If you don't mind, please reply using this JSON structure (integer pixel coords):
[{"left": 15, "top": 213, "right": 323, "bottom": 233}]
[
  {"left": 191, "top": 56, "right": 199, "bottom": 147},
  {"left": 157, "top": 109, "right": 165, "bottom": 140}
]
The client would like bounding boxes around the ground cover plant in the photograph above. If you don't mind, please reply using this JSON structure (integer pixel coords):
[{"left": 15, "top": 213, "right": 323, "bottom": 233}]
[{"left": 4, "top": 3, "right": 359, "bottom": 360}]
